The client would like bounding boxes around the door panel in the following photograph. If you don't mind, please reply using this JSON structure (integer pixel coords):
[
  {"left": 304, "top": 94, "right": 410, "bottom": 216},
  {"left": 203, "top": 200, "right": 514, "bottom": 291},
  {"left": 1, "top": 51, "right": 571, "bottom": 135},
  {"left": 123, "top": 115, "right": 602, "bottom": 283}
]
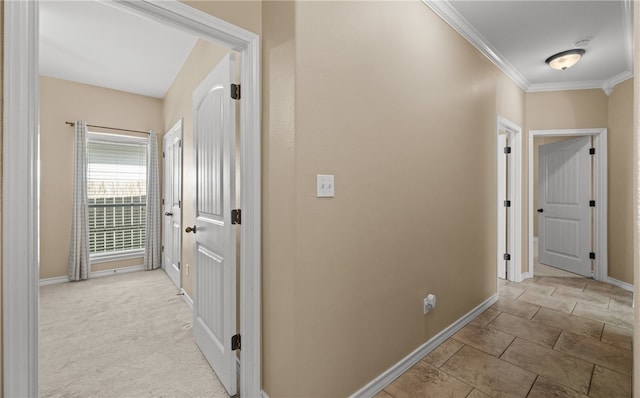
[
  {"left": 192, "top": 53, "right": 237, "bottom": 396},
  {"left": 538, "top": 136, "right": 591, "bottom": 276},
  {"left": 162, "top": 121, "right": 182, "bottom": 289}
]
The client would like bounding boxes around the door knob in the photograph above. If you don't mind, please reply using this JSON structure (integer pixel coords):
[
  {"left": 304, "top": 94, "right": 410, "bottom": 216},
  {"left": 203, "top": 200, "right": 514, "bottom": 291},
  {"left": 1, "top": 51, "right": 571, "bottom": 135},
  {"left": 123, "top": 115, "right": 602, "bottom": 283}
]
[
  {"left": 185, "top": 225, "right": 197, "bottom": 233},
  {"left": 164, "top": 212, "right": 173, "bottom": 216},
  {"left": 537, "top": 208, "right": 544, "bottom": 213}
]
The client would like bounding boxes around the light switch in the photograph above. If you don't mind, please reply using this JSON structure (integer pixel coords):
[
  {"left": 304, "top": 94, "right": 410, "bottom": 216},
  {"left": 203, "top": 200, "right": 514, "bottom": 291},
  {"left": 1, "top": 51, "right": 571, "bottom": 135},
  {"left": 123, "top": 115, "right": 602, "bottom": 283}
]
[{"left": 316, "top": 174, "right": 335, "bottom": 197}]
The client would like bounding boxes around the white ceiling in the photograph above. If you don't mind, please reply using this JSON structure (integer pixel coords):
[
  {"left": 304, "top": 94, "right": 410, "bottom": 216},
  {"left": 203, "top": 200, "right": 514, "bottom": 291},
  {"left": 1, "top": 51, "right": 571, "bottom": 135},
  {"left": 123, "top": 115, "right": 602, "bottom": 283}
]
[
  {"left": 40, "top": 1, "right": 633, "bottom": 98},
  {"left": 39, "top": 0, "right": 198, "bottom": 99},
  {"left": 425, "top": 0, "right": 633, "bottom": 93}
]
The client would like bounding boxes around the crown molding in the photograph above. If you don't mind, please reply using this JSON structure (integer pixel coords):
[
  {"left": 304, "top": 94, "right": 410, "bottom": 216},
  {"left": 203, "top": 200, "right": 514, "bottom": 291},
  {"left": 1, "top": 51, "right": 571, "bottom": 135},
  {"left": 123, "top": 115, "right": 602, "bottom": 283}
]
[
  {"left": 422, "top": 0, "right": 634, "bottom": 95},
  {"left": 602, "top": 71, "right": 633, "bottom": 95},
  {"left": 421, "top": 0, "right": 529, "bottom": 91}
]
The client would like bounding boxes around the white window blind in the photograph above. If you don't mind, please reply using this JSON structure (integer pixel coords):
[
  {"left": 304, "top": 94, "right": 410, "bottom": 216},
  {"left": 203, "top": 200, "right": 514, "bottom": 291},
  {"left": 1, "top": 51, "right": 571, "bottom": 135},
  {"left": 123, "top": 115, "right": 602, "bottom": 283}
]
[{"left": 87, "top": 138, "right": 147, "bottom": 255}]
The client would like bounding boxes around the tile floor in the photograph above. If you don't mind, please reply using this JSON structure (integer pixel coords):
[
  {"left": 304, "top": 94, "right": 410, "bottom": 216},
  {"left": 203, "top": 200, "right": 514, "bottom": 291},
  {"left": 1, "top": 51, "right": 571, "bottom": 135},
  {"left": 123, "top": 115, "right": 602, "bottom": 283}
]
[{"left": 375, "top": 275, "right": 633, "bottom": 398}]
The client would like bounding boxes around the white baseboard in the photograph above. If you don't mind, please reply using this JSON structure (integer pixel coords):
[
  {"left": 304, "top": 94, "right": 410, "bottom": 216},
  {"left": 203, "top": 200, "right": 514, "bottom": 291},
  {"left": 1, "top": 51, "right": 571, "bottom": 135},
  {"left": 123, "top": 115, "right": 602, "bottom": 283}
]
[
  {"left": 39, "top": 264, "right": 146, "bottom": 286},
  {"left": 349, "top": 293, "right": 499, "bottom": 398},
  {"left": 520, "top": 272, "right": 532, "bottom": 281},
  {"left": 607, "top": 277, "right": 634, "bottom": 292},
  {"left": 90, "top": 264, "right": 145, "bottom": 278},
  {"left": 180, "top": 288, "right": 194, "bottom": 310},
  {"left": 39, "top": 275, "right": 69, "bottom": 286},
  {"left": 261, "top": 391, "right": 270, "bottom": 398}
]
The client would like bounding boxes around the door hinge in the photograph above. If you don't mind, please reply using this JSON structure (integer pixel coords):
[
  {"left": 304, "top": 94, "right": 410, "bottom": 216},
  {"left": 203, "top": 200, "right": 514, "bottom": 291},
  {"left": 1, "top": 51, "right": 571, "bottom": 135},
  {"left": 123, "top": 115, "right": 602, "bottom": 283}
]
[
  {"left": 589, "top": 148, "right": 596, "bottom": 155},
  {"left": 162, "top": 245, "right": 164, "bottom": 252},
  {"left": 503, "top": 253, "right": 511, "bottom": 261},
  {"left": 179, "top": 140, "right": 182, "bottom": 148},
  {"left": 178, "top": 261, "right": 181, "bottom": 270},
  {"left": 231, "top": 209, "right": 241, "bottom": 225},
  {"left": 231, "top": 84, "right": 241, "bottom": 100},
  {"left": 589, "top": 200, "right": 596, "bottom": 207},
  {"left": 504, "top": 146, "right": 512, "bottom": 154},
  {"left": 231, "top": 334, "right": 241, "bottom": 350},
  {"left": 504, "top": 200, "right": 511, "bottom": 208},
  {"left": 162, "top": 198, "right": 165, "bottom": 205},
  {"left": 163, "top": 151, "right": 165, "bottom": 158},
  {"left": 179, "top": 200, "right": 181, "bottom": 208},
  {"left": 589, "top": 252, "right": 596, "bottom": 260}
]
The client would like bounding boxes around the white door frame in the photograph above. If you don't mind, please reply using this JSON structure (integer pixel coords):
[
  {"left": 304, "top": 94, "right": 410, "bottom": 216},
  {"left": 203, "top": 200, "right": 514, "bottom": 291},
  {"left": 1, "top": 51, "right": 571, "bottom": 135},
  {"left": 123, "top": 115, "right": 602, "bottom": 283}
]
[
  {"left": 3, "top": 1, "right": 262, "bottom": 397},
  {"left": 528, "top": 129, "right": 607, "bottom": 282},
  {"left": 496, "top": 116, "right": 522, "bottom": 282}
]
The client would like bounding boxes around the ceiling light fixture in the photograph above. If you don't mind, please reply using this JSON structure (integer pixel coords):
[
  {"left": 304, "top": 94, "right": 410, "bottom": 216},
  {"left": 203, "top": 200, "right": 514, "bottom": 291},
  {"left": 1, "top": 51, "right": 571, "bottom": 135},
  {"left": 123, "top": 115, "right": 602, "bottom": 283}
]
[{"left": 545, "top": 49, "right": 586, "bottom": 71}]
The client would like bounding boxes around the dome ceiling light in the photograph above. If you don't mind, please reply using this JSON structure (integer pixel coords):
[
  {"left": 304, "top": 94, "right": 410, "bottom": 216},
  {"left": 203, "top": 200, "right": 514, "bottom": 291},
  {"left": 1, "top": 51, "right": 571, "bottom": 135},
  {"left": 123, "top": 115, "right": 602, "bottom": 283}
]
[{"left": 545, "top": 49, "right": 586, "bottom": 71}]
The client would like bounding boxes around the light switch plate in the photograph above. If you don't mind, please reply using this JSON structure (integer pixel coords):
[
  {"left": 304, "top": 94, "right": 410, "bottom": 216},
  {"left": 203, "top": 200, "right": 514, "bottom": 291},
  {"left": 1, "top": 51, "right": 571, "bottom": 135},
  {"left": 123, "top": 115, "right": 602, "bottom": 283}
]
[{"left": 317, "top": 174, "right": 335, "bottom": 197}]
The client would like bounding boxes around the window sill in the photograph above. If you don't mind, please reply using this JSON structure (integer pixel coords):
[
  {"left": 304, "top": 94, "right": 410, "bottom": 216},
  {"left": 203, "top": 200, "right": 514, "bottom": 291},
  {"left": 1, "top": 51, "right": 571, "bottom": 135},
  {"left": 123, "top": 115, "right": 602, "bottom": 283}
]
[{"left": 90, "top": 250, "right": 144, "bottom": 264}]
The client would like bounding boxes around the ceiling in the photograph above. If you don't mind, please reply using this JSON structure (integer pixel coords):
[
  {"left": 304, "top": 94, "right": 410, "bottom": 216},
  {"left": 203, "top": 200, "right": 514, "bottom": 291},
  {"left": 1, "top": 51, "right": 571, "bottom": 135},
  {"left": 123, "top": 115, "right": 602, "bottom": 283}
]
[
  {"left": 424, "top": 0, "right": 633, "bottom": 94},
  {"left": 39, "top": 0, "right": 198, "bottom": 99},
  {"left": 39, "top": 1, "right": 633, "bottom": 98}
]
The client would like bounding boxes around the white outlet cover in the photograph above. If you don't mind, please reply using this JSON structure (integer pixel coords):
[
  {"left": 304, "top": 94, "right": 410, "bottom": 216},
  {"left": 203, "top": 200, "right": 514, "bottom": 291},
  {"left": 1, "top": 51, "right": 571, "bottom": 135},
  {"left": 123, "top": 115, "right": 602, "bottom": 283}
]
[{"left": 317, "top": 174, "right": 335, "bottom": 197}]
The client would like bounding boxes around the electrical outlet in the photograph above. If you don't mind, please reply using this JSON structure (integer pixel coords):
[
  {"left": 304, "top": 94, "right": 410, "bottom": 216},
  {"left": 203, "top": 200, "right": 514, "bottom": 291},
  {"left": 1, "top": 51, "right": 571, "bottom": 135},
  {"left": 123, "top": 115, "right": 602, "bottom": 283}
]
[{"left": 424, "top": 294, "right": 437, "bottom": 314}]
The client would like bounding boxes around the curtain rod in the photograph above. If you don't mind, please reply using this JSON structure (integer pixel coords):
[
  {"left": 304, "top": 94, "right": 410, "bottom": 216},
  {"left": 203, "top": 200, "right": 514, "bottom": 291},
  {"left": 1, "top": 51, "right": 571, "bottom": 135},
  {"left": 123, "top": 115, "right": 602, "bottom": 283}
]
[{"left": 65, "top": 121, "right": 150, "bottom": 135}]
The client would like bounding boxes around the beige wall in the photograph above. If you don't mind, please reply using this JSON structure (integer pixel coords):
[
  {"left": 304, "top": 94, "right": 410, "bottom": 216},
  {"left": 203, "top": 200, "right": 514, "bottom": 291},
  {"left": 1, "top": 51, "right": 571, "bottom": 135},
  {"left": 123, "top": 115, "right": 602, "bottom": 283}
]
[
  {"left": 39, "top": 76, "right": 164, "bottom": 279},
  {"left": 261, "top": 2, "right": 525, "bottom": 396},
  {"left": 608, "top": 79, "right": 634, "bottom": 283},
  {"left": 525, "top": 86, "right": 634, "bottom": 283},
  {"left": 162, "top": 39, "right": 230, "bottom": 297}
]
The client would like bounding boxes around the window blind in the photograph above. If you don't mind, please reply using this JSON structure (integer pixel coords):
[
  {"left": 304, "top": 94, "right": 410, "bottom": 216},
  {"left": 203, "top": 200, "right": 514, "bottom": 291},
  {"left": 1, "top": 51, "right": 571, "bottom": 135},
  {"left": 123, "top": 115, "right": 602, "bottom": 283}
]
[{"left": 87, "top": 140, "right": 147, "bottom": 255}]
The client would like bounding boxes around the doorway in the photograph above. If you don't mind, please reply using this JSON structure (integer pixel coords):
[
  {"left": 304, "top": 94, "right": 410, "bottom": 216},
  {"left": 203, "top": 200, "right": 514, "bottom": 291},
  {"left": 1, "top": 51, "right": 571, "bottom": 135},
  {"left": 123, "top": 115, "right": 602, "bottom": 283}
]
[
  {"left": 3, "top": 1, "right": 262, "bottom": 396},
  {"left": 528, "top": 129, "right": 608, "bottom": 281},
  {"left": 163, "top": 120, "right": 183, "bottom": 290},
  {"left": 496, "top": 116, "right": 522, "bottom": 282}
]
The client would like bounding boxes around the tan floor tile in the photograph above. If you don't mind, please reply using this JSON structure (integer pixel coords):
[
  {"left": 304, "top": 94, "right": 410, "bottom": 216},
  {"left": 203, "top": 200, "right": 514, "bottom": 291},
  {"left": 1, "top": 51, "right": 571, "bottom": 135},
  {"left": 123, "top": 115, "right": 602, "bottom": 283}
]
[
  {"left": 522, "top": 283, "right": 558, "bottom": 296},
  {"left": 536, "top": 276, "right": 587, "bottom": 290},
  {"left": 554, "top": 331, "right": 632, "bottom": 376},
  {"left": 526, "top": 377, "right": 589, "bottom": 398},
  {"left": 532, "top": 307, "right": 603, "bottom": 340},
  {"left": 518, "top": 291, "right": 576, "bottom": 313},
  {"left": 373, "top": 389, "right": 394, "bottom": 398},
  {"left": 489, "top": 312, "right": 561, "bottom": 348},
  {"left": 383, "top": 361, "right": 472, "bottom": 398},
  {"left": 490, "top": 297, "right": 540, "bottom": 320},
  {"left": 609, "top": 297, "right": 633, "bottom": 314},
  {"left": 584, "top": 279, "right": 614, "bottom": 293},
  {"left": 501, "top": 338, "right": 593, "bottom": 394},
  {"left": 498, "top": 284, "right": 525, "bottom": 300},
  {"left": 441, "top": 345, "right": 536, "bottom": 398},
  {"left": 451, "top": 323, "right": 515, "bottom": 357},
  {"left": 588, "top": 365, "right": 631, "bottom": 398},
  {"left": 551, "top": 286, "right": 610, "bottom": 308},
  {"left": 422, "top": 339, "right": 464, "bottom": 368},
  {"left": 600, "top": 324, "right": 632, "bottom": 350},
  {"left": 466, "top": 388, "right": 491, "bottom": 398},
  {"left": 469, "top": 308, "right": 500, "bottom": 327},
  {"left": 572, "top": 302, "right": 632, "bottom": 329}
]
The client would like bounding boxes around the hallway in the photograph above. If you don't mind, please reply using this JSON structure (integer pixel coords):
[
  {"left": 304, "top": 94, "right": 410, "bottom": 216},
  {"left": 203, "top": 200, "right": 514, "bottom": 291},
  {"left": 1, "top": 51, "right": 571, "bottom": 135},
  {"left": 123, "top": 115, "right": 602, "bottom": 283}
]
[{"left": 375, "top": 276, "right": 632, "bottom": 397}]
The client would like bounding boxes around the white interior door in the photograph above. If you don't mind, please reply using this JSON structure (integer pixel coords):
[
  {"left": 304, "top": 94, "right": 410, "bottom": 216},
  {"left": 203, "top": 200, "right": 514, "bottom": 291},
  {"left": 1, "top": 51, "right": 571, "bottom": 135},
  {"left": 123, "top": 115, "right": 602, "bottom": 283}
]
[
  {"left": 162, "top": 121, "right": 183, "bottom": 289},
  {"left": 538, "top": 136, "right": 592, "bottom": 277},
  {"left": 191, "top": 53, "right": 238, "bottom": 396}
]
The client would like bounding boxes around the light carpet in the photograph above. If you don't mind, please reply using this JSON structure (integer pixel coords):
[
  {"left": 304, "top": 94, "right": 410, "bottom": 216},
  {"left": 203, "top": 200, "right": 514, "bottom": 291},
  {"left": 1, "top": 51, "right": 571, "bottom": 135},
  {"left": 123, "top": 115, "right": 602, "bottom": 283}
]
[{"left": 39, "top": 269, "right": 230, "bottom": 398}]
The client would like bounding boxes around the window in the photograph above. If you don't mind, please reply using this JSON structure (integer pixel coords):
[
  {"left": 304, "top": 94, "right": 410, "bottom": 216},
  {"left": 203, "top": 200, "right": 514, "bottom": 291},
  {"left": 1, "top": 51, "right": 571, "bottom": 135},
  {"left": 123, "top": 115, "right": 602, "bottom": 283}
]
[{"left": 87, "top": 133, "right": 147, "bottom": 260}]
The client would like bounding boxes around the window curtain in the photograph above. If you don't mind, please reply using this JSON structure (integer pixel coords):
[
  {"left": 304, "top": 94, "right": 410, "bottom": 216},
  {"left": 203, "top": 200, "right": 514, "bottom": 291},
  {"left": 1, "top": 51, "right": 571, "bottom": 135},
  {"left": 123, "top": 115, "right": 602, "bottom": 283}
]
[
  {"left": 144, "top": 131, "right": 161, "bottom": 270},
  {"left": 68, "top": 120, "right": 90, "bottom": 281}
]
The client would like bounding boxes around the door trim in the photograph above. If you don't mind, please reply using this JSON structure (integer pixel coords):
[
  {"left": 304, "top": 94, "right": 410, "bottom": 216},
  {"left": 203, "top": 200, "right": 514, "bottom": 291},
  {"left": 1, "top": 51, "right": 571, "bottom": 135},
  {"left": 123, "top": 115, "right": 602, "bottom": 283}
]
[
  {"left": 3, "top": 1, "right": 262, "bottom": 397},
  {"left": 528, "top": 129, "right": 608, "bottom": 281},
  {"left": 496, "top": 116, "right": 522, "bottom": 282}
]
